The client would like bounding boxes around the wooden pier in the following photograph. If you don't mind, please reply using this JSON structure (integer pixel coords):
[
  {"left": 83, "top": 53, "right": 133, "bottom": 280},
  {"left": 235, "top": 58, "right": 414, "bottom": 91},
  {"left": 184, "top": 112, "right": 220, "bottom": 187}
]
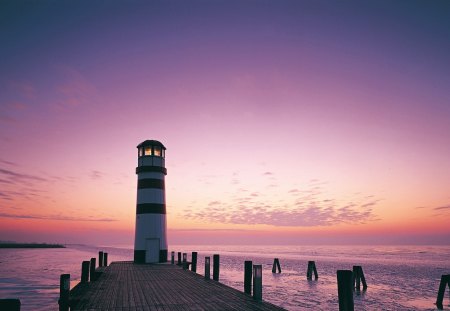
[{"left": 68, "top": 261, "right": 285, "bottom": 310}]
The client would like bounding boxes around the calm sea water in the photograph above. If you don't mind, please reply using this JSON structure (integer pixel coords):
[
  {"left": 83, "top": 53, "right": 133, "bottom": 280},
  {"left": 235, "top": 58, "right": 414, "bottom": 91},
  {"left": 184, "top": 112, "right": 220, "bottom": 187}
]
[{"left": 0, "top": 244, "right": 449, "bottom": 310}]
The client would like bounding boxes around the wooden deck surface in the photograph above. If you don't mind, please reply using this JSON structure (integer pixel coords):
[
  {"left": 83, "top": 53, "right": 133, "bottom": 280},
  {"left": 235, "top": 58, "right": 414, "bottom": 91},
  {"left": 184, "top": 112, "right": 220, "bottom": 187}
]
[{"left": 69, "top": 261, "right": 286, "bottom": 311}]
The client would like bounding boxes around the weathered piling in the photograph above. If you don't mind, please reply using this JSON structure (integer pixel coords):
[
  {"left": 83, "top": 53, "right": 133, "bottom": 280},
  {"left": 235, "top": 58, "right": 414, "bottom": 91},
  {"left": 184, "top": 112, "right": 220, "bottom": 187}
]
[
  {"left": 89, "top": 258, "right": 96, "bottom": 281},
  {"left": 191, "top": 252, "right": 198, "bottom": 272},
  {"left": 244, "top": 260, "right": 253, "bottom": 295},
  {"left": 103, "top": 253, "right": 108, "bottom": 266},
  {"left": 177, "top": 252, "right": 182, "bottom": 265},
  {"left": 81, "top": 261, "right": 90, "bottom": 283},
  {"left": 337, "top": 270, "right": 354, "bottom": 311},
  {"left": 352, "top": 266, "right": 367, "bottom": 291},
  {"left": 0, "top": 299, "right": 20, "bottom": 311},
  {"left": 307, "top": 261, "right": 318, "bottom": 280},
  {"left": 58, "top": 273, "right": 70, "bottom": 311},
  {"left": 205, "top": 256, "right": 211, "bottom": 280},
  {"left": 253, "top": 265, "right": 262, "bottom": 301},
  {"left": 272, "top": 258, "right": 281, "bottom": 273},
  {"left": 213, "top": 254, "right": 220, "bottom": 281},
  {"left": 171, "top": 251, "right": 175, "bottom": 264},
  {"left": 436, "top": 274, "right": 450, "bottom": 310},
  {"left": 182, "top": 253, "right": 188, "bottom": 270},
  {"left": 98, "top": 251, "right": 104, "bottom": 267}
]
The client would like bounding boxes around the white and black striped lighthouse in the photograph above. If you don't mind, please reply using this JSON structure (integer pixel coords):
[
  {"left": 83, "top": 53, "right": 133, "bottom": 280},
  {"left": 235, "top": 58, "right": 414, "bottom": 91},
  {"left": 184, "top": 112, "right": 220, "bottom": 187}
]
[{"left": 134, "top": 140, "right": 168, "bottom": 263}]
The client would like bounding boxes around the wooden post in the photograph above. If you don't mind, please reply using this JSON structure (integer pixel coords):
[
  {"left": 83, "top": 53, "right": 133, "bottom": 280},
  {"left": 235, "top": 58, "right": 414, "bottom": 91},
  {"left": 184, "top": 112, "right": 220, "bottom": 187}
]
[
  {"left": 171, "top": 251, "right": 175, "bottom": 264},
  {"left": 90, "top": 258, "right": 96, "bottom": 282},
  {"left": 182, "top": 253, "right": 188, "bottom": 270},
  {"left": 0, "top": 299, "right": 20, "bottom": 311},
  {"left": 272, "top": 258, "right": 281, "bottom": 273},
  {"left": 81, "top": 261, "right": 90, "bottom": 283},
  {"left": 253, "top": 265, "right": 262, "bottom": 301},
  {"left": 191, "top": 252, "right": 198, "bottom": 272},
  {"left": 205, "top": 256, "right": 210, "bottom": 280},
  {"left": 352, "top": 266, "right": 367, "bottom": 291},
  {"left": 307, "top": 261, "right": 318, "bottom": 280},
  {"left": 58, "top": 274, "right": 70, "bottom": 311},
  {"left": 244, "top": 260, "right": 253, "bottom": 295},
  {"left": 177, "top": 252, "right": 182, "bottom": 265},
  {"left": 213, "top": 254, "right": 220, "bottom": 281},
  {"left": 98, "top": 251, "right": 103, "bottom": 267},
  {"left": 337, "top": 270, "right": 354, "bottom": 311},
  {"left": 436, "top": 274, "right": 450, "bottom": 310},
  {"left": 103, "top": 253, "right": 108, "bottom": 267}
]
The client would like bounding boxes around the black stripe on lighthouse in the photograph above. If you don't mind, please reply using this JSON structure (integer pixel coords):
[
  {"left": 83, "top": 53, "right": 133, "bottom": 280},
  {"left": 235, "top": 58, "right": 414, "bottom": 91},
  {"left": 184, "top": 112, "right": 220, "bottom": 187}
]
[
  {"left": 137, "top": 179, "right": 165, "bottom": 189},
  {"left": 136, "top": 203, "right": 166, "bottom": 214},
  {"left": 136, "top": 166, "right": 167, "bottom": 174}
]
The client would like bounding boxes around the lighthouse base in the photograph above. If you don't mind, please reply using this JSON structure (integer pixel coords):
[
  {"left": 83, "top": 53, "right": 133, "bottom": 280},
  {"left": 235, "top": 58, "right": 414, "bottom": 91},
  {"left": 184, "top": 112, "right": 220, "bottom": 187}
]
[{"left": 134, "top": 249, "right": 168, "bottom": 264}]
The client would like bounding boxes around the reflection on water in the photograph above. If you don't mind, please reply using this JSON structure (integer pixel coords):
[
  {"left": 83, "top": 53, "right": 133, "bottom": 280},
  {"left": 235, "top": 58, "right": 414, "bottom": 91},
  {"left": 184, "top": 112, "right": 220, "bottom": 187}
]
[{"left": 0, "top": 244, "right": 449, "bottom": 310}]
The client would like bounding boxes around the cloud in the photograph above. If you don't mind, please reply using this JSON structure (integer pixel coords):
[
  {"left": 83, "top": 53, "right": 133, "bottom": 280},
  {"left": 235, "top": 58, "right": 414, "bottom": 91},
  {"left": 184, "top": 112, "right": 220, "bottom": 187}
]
[
  {"left": 55, "top": 66, "right": 98, "bottom": 108},
  {"left": 0, "top": 159, "right": 17, "bottom": 166},
  {"left": 0, "top": 168, "right": 47, "bottom": 182},
  {"left": 8, "top": 81, "right": 36, "bottom": 99},
  {"left": 183, "top": 181, "right": 379, "bottom": 227},
  {"left": 434, "top": 205, "right": 450, "bottom": 211},
  {"left": 263, "top": 172, "right": 273, "bottom": 175},
  {"left": 0, "top": 212, "right": 117, "bottom": 222},
  {"left": 89, "top": 170, "right": 104, "bottom": 180}
]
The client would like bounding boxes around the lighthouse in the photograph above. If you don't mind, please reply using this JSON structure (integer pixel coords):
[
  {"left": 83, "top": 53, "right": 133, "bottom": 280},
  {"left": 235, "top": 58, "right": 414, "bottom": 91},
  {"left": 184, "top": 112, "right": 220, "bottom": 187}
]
[{"left": 134, "top": 140, "right": 168, "bottom": 263}]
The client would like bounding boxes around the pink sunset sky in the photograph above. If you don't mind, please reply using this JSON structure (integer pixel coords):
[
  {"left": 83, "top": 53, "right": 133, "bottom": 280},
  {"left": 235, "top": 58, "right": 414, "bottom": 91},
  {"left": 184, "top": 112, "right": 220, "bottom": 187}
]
[{"left": 0, "top": 0, "right": 449, "bottom": 246}]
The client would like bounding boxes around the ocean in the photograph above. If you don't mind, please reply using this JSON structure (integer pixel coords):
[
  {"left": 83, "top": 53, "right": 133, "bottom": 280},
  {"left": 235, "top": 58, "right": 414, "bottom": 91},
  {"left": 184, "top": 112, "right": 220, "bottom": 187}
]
[{"left": 0, "top": 244, "right": 449, "bottom": 310}]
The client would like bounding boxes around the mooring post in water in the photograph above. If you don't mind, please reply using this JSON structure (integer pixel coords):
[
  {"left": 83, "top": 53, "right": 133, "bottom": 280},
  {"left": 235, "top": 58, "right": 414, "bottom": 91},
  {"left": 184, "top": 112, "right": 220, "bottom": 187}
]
[
  {"left": 90, "top": 258, "right": 97, "bottom": 281},
  {"left": 253, "top": 265, "right": 262, "bottom": 301},
  {"left": 99, "top": 251, "right": 104, "bottom": 267},
  {"left": 244, "top": 260, "right": 253, "bottom": 295},
  {"left": 171, "top": 251, "right": 175, "bottom": 264},
  {"left": 182, "top": 253, "right": 189, "bottom": 270},
  {"left": 81, "top": 260, "right": 90, "bottom": 283},
  {"left": 352, "top": 266, "right": 367, "bottom": 291},
  {"left": 103, "top": 253, "right": 108, "bottom": 267},
  {"left": 272, "top": 258, "right": 281, "bottom": 273},
  {"left": 177, "top": 252, "right": 182, "bottom": 265},
  {"left": 307, "top": 261, "right": 318, "bottom": 280},
  {"left": 58, "top": 273, "right": 70, "bottom": 311},
  {"left": 436, "top": 274, "right": 450, "bottom": 310},
  {"left": 205, "top": 256, "right": 210, "bottom": 280},
  {"left": 0, "top": 299, "right": 21, "bottom": 311},
  {"left": 337, "top": 270, "right": 354, "bottom": 311},
  {"left": 191, "top": 252, "right": 198, "bottom": 272},
  {"left": 213, "top": 254, "right": 220, "bottom": 281}
]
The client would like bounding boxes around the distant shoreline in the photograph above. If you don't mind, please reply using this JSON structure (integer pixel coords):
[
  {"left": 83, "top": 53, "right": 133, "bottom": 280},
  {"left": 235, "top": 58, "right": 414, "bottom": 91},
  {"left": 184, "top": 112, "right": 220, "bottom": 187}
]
[{"left": 0, "top": 243, "right": 65, "bottom": 249}]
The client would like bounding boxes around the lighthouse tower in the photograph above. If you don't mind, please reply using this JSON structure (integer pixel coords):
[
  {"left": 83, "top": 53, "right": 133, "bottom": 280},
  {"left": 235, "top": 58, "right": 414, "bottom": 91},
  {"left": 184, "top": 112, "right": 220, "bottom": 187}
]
[{"left": 134, "top": 140, "right": 168, "bottom": 263}]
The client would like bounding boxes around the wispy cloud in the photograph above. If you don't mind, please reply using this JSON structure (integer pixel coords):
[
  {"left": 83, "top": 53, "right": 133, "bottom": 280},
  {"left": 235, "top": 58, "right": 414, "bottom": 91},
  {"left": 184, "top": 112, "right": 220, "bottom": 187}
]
[
  {"left": 434, "top": 205, "right": 450, "bottom": 211},
  {"left": 54, "top": 65, "right": 98, "bottom": 109},
  {"left": 0, "top": 168, "right": 47, "bottom": 182},
  {"left": 89, "top": 170, "right": 104, "bottom": 180},
  {"left": 183, "top": 178, "right": 380, "bottom": 227},
  {"left": 0, "top": 212, "right": 117, "bottom": 222},
  {"left": 0, "top": 159, "right": 17, "bottom": 166}
]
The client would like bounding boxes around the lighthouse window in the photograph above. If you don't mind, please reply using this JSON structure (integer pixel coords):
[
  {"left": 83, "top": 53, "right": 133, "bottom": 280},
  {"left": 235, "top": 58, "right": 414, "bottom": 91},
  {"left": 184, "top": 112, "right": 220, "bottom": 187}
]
[
  {"left": 154, "top": 146, "right": 162, "bottom": 157},
  {"left": 144, "top": 146, "right": 152, "bottom": 156},
  {"left": 139, "top": 147, "right": 143, "bottom": 157},
  {"left": 161, "top": 149, "right": 165, "bottom": 158}
]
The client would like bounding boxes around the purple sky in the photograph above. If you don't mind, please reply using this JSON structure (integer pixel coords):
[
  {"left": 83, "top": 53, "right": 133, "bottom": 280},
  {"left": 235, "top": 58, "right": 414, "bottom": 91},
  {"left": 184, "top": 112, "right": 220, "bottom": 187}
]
[{"left": 0, "top": 0, "right": 449, "bottom": 245}]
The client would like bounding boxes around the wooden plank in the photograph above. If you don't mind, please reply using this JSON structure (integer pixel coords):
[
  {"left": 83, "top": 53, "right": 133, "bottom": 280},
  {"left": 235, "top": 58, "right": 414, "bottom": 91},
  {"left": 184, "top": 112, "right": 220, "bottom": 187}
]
[{"left": 70, "top": 261, "right": 285, "bottom": 311}]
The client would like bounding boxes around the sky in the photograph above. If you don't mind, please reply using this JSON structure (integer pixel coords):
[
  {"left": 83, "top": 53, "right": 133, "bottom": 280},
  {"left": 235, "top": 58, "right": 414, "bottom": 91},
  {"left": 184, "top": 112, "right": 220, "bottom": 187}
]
[{"left": 1, "top": 0, "right": 449, "bottom": 246}]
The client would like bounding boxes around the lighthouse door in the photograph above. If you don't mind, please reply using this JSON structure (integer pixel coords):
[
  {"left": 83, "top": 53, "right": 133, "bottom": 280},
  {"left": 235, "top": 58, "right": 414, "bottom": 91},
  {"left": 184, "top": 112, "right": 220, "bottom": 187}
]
[{"left": 145, "top": 238, "right": 160, "bottom": 263}]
